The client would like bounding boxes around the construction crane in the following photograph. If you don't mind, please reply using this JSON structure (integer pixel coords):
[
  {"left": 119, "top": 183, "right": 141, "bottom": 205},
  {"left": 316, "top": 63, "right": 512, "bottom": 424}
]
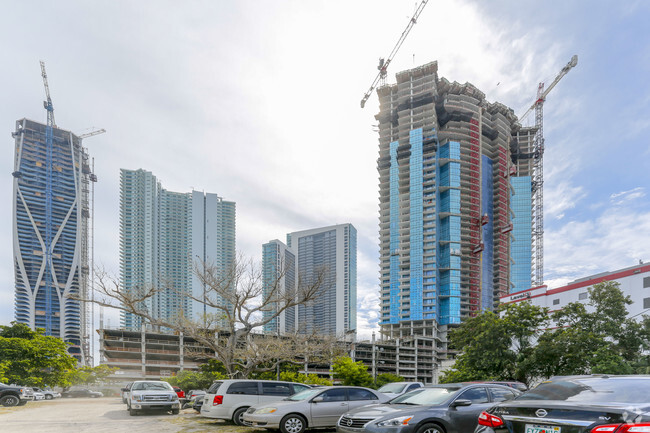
[
  {"left": 360, "top": 0, "right": 429, "bottom": 108},
  {"left": 520, "top": 54, "right": 578, "bottom": 287},
  {"left": 40, "top": 61, "right": 56, "bottom": 128},
  {"left": 78, "top": 128, "right": 106, "bottom": 139}
]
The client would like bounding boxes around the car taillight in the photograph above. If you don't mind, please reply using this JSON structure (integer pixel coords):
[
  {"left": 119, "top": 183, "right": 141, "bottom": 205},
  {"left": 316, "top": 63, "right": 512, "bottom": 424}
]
[
  {"left": 592, "top": 425, "right": 650, "bottom": 433},
  {"left": 212, "top": 395, "right": 223, "bottom": 406},
  {"left": 478, "top": 411, "right": 505, "bottom": 428}
]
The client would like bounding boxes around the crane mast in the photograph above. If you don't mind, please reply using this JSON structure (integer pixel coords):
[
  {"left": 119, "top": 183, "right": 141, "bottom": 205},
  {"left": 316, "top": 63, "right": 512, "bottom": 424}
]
[
  {"left": 360, "top": 0, "right": 429, "bottom": 108},
  {"left": 522, "top": 55, "right": 578, "bottom": 286}
]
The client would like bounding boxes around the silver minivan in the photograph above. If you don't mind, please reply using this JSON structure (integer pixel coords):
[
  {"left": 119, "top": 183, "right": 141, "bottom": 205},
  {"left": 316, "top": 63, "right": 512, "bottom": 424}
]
[{"left": 200, "top": 379, "right": 311, "bottom": 425}]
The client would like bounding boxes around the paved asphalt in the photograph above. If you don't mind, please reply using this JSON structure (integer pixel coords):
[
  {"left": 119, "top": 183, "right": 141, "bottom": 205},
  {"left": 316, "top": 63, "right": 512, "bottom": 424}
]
[{"left": 0, "top": 397, "right": 251, "bottom": 433}]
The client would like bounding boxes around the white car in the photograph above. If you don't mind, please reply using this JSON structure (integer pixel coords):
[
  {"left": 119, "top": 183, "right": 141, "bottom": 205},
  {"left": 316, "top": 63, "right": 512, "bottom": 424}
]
[
  {"left": 33, "top": 391, "right": 45, "bottom": 401},
  {"left": 31, "top": 388, "right": 60, "bottom": 400},
  {"left": 242, "top": 386, "right": 391, "bottom": 433},
  {"left": 376, "top": 381, "right": 424, "bottom": 398},
  {"left": 201, "top": 379, "right": 311, "bottom": 425},
  {"left": 126, "top": 380, "right": 181, "bottom": 416}
]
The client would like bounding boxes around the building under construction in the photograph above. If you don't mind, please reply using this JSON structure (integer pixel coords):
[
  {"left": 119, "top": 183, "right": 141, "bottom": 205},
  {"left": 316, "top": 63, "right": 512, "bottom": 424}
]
[
  {"left": 376, "top": 61, "right": 533, "bottom": 357},
  {"left": 12, "top": 118, "right": 96, "bottom": 365}
]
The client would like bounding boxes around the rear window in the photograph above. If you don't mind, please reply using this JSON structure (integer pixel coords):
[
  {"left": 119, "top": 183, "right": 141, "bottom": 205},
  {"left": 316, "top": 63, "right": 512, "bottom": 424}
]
[
  {"left": 518, "top": 378, "right": 650, "bottom": 404},
  {"left": 378, "top": 383, "right": 407, "bottom": 394},
  {"left": 207, "top": 381, "right": 223, "bottom": 394},
  {"left": 227, "top": 382, "right": 259, "bottom": 395}
]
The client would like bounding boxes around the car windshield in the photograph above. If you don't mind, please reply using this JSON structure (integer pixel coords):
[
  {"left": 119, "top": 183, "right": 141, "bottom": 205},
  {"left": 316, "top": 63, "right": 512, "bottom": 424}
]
[
  {"left": 390, "top": 386, "right": 460, "bottom": 405},
  {"left": 517, "top": 378, "right": 650, "bottom": 404},
  {"left": 287, "top": 388, "right": 323, "bottom": 401},
  {"left": 132, "top": 381, "right": 173, "bottom": 391},
  {"left": 378, "top": 383, "right": 407, "bottom": 393}
]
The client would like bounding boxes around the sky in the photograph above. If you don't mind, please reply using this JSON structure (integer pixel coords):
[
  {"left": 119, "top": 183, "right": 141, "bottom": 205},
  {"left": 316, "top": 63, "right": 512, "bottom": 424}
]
[{"left": 1, "top": 0, "right": 649, "bottom": 346}]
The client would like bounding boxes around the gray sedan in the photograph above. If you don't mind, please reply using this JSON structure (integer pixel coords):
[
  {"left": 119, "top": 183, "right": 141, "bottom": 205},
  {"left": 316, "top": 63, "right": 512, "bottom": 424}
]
[
  {"left": 243, "top": 386, "right": 390, "bottom": 433},
  {"left": 336, "top": 383, "right": 520, "bottom": 433}
]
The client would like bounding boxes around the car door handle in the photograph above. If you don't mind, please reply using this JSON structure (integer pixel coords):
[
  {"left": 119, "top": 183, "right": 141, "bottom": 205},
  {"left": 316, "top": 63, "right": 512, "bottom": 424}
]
[{"left": 340, "top": 403, "right": 346, "bottom": 406}]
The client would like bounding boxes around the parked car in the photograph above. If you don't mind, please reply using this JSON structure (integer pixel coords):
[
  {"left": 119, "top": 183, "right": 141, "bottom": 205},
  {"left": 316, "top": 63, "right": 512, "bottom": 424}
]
[
  {"left": 183, "top": 390, "right": 206, "bottom": 411},
  {"left": 376, "top": 382, "right": 424, "bottom": 398},
  {"left": 120, "top": 382, "right": 133, "bottom": 404},
  {"left": 33, "top": 391, "right": 45, "bottom": 401},
  {"left": 468, "top": 381, "right": 528, "bottom": 392},
  {"left": 0, "top": 383, "right": 34, "bottom": 407},
  {"left": 201, "top": 379, "right": 312, "bottom": 425},
  {"left": 61, "top": 388, "right": 103, "bottom": 398},
  {"left": 337, "top": 383, "right": 520, "bottom": 433},
  {"left": 31, "top": 388, "right": 60, "bottom": 400},
  {"left": 126, "top": 380, "right": 181, "bottom": 416},
  {"left": 475, "top": 375, "right": 650, "bottom": 433},
  {"left": 244, "top": 385, "right": 391, "bottom": 433},
  {"left": 172, "top": 386, "right": 185, "bottom": 400}
]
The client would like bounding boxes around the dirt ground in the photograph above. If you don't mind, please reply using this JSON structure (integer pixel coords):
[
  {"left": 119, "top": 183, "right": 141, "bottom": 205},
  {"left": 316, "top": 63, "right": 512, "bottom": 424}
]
[{"left": 0, "top": 397, "right": 254, "bottom": 433}]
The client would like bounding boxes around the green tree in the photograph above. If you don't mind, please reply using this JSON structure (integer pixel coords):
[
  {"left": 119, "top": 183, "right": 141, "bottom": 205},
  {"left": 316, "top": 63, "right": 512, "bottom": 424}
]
[
  {"left": 278, "top": 372, "right": 332, "bottom": 386},
  {"left": 162, "top": 369, "right": 227, "bottom": 391},
  {"left": 440, "top": 302, "right": 548, "bottom": 386},
  {"left": 0, "top": 323, "right": 77, "bottom": 387},
  {"left": 331, "top": 356, "right": 373, "bottom": 387},
  {"left": 67, "top": 365, "right": 118, "bottom": 387},
  {"left": 375, "top": 373, "right": 403, "bottom": 388},
  {"left": 531, "top": 281, "right": 645, "bottom": 377}
]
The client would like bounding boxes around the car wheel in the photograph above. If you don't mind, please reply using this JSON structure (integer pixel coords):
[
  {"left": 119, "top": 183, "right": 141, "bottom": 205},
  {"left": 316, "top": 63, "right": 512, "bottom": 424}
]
[
  {"left": 129, "top": 407, "right": 138, "bottom": 416},
  {"left": 17, "top": 400, "right": 28, "bottom": 406},
  {"left": 0, "top": 395, "right": 20, "bottom": 407},
  {"left": 45, "top": 395, "right": 53, "bottom": 400},
  {"left": 233, "top": 407, "right": 249, "bottom": 426},
  {"left": 280, "top": 414, "right": 307, "bottom": 433},
  {"left": 416, "top": 423, "right": 444, "bottom": 433},
  {"left": 172, "top": 408, "right": 179, "bottom": 415}
]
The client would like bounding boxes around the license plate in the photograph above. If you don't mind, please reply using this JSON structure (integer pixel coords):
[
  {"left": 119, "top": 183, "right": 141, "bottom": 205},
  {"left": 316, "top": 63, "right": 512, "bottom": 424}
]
[{"left": 525, "top": 424, "right": 561, "bottom": 433}]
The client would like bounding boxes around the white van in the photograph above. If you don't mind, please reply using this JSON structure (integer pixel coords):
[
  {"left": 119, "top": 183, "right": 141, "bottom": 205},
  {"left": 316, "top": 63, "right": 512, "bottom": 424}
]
[{"left": 200, "top": 379, "right": 311, "bottom": 425}]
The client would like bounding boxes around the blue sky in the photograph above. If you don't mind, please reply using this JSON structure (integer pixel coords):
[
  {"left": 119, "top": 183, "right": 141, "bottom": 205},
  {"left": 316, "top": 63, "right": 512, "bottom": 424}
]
[{"left": 0, "top": 0, "right": 649, "bottom": 341}]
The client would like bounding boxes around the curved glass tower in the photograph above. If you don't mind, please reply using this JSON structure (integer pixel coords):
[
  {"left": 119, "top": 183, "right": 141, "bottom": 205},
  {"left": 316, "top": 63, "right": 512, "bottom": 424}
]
[{"left": 12, "top": 118, "right": 92, "bottom": 362}]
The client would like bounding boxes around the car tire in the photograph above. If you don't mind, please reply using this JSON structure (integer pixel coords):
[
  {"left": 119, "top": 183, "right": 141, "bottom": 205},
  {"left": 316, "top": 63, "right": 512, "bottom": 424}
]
[
  {"left": 172, "top": 408, "right": 179, "bottom": 415},
  {"left": 233, "top": 407, "right": 249, "bottom": 426},
  {"left": 45, "top": 395, "right": 53, "bottom": 400},
  {"left": 129, "top": 407, "right": 138, "bottom": 416},
  {"left": 280, "top": 414, "right": 307, "bottom": 433},
  {"left": 416, "top": 423, "right": 444, "bottom": 433},
  {"left": 17, "top": 400, "right": 27, "bottom": 406},
  {"left": 0, "top": 395, "right": 20, "bottom": 407}
]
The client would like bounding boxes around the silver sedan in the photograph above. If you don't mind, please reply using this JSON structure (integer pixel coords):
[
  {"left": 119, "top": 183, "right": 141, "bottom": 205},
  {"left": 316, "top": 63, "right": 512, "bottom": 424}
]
[{"left": 243, "top": 386, "right": 390, "bottom": 433}]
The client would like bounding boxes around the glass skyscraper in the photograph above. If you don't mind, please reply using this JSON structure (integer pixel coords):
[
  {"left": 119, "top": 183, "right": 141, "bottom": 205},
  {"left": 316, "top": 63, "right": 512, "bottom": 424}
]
[
  {"left": 376, "top": 62, "right": 530, "bottom": 346},
  {"left": 12, "top": 118, "right": 93, "bottom": 363},
  {"left": 262, "top": 224, "right": 357, "bottom": 337},
  {"left": 119, "top": 169, "right": 235, "bottom": 330}
]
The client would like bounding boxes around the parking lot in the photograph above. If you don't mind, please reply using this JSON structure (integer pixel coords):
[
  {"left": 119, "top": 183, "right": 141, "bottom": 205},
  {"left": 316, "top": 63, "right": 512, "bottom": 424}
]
[{"left": 0, "top": 397, "right": 257, "bottom": 433}]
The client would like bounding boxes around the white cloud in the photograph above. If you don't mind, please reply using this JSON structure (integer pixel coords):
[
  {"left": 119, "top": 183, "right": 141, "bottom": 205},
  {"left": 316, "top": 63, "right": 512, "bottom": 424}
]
[
  {"left": 545, "top": 207, "right": 650, "bottom": 285},
  {"left": 610, "top": 187, "right": 646, "bottom": 204},
  {"left": 545, "top": 181, "right": 586, "bottom": 220}
]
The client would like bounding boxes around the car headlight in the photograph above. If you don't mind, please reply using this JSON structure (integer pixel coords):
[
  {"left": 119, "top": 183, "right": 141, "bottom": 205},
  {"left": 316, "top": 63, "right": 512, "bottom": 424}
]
[
  {"left": 376, "top": 415, "right": 414, "bottom": 427},
  {"left": 172, "top": 394, "right": 179, "bottom": 400},
  {"left": 255, "top": 407, "right": 277, "bottom": 414},
  {"left": 132, "top": 395, "right": 142, "bottom": 402}
]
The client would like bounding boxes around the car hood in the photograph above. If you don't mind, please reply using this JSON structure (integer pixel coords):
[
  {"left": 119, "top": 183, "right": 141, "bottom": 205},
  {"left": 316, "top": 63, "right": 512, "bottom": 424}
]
[
  {"left": 344, "top": 403, "right": 434, "bottom": 418},
  {"left": 131, "top": 390, "right": 172, "bottom": 395}
]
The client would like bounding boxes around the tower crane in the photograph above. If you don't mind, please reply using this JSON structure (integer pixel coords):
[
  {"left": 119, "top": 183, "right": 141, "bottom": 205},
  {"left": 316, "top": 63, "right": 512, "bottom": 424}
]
[
  {"left": 360, "top": 0, "right": 429, "bottom": 108},
  {"left": 520, "top": 54, "right": 578, "bottom": 286}
]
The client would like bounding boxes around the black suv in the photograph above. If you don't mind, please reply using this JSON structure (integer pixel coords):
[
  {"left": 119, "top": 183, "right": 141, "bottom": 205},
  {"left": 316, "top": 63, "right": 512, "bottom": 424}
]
[{"left": 0, "top": 383, "right": 35, "bottom": 407}]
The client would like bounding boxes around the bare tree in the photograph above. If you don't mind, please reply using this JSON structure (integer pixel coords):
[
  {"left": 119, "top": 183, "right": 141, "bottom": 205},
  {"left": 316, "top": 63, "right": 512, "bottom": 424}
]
[{"left": 85, "top": 254, "right": 342, "bottom": 378}]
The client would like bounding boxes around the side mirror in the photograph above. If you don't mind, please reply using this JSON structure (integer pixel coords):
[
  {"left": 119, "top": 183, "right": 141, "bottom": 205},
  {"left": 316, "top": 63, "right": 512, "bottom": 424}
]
[
  {"left": 312, "top": 396, "right": 324, "bottom": 403},
  {"left": 451, "top": 399, "right": 472, "bottom": 407}
]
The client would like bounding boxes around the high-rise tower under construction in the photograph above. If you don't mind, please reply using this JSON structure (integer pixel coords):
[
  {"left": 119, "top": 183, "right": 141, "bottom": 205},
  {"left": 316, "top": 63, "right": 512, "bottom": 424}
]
[
  {"left": 12, "top": 119, "right": 95, "bottom": 364},
  {"left": 376, "top": 61, "right": 531, "bottom": 343}
]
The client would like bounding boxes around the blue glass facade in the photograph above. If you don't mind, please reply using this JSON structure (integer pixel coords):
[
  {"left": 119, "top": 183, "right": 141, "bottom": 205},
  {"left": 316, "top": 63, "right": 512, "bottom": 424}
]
[
  {"left": 409, "top": 129, "right": 423, "bottom": 321},
  {"left": 481, "top": 156, "right": 495, "bottom": 310},
  {"left": 439, "top": 141, "right": 461, "bottom": 325},
  {"left": 510, "top": 177, "right": 533, "bottom": 292}
]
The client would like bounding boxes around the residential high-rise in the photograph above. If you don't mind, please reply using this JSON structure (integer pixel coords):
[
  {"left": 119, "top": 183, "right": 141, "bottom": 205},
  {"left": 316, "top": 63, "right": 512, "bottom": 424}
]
[
  {"left": 262, "top": 224, "right": 357, "bottom": 337},
  {"left": 12, "top": 118, "right": 95, "bottom": 363},
  {"left": 119, "top": 169, "right": 235, "bottom": 330},
  {"left": 376, "top": 62, "right": 529, "bottom": 343}
]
